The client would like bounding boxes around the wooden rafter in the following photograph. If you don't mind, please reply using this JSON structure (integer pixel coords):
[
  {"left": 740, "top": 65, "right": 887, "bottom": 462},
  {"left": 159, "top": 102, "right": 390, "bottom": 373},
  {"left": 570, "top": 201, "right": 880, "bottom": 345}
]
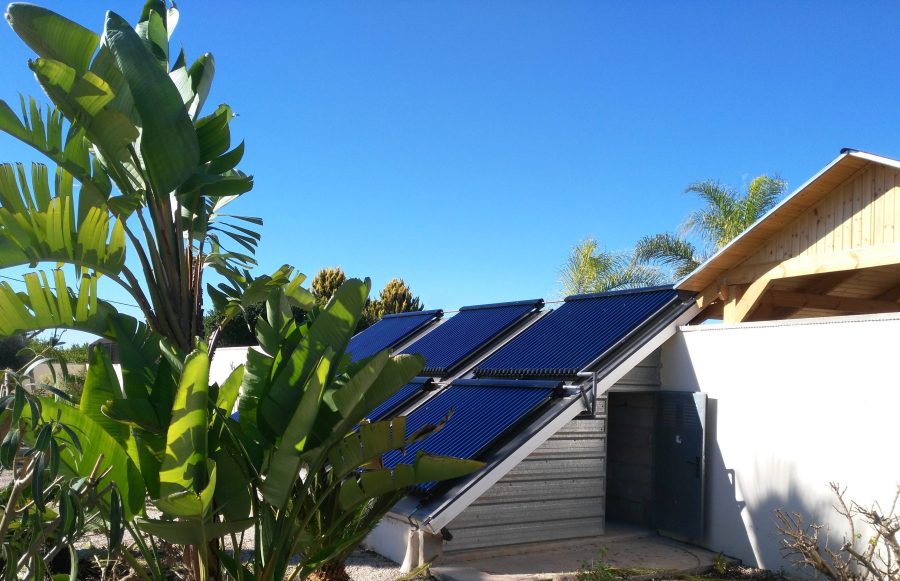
[
  {"left": 762, "top": 290, "right": 900, "bottom": 315},
  {"left": 714, "top": 245, "right": 900, "bottom": 288},
  {"left": 695, "top": 244, "right": 900, "bottom": 319}
]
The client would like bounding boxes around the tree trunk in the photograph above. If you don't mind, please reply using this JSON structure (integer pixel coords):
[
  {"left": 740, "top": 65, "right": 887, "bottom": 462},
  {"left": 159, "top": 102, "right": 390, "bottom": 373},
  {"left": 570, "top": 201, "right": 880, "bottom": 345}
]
[{"left": 308, "top": 559, "right": 351, "bottom": 581}]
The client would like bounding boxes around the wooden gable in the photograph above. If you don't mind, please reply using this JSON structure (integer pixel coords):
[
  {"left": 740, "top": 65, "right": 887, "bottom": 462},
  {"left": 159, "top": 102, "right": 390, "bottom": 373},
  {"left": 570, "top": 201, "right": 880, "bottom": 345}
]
[{"left": 678, "top": 151, "right": 900, "bottom": 323}]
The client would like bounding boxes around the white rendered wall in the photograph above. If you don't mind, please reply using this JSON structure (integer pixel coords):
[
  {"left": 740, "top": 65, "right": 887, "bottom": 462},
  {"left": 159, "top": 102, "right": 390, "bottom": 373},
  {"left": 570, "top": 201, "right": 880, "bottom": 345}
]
[
  {"left": 660, "top": 313, "right": 900, "bottom": 571},
  {"left": 209, "top": 346, "right": 253, "bottom": 386}
]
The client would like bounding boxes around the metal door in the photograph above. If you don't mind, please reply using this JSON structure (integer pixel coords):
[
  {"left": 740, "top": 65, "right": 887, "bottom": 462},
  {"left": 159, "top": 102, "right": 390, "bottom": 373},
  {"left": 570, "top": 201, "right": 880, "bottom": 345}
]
[{"left": 653, "top": 391, "right": 706, "bottom": 539}]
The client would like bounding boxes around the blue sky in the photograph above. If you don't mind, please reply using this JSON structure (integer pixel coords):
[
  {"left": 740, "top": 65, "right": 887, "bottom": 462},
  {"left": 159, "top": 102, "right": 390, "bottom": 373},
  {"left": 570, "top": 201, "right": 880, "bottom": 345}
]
[{"left": 3, "top": 1, "right": 900, "bottom": 343}]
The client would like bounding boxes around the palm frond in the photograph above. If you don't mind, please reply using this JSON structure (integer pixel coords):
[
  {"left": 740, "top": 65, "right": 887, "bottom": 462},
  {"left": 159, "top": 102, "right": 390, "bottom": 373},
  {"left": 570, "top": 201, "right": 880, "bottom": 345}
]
[
  {"left": 634, "top": 233, "right": 701, "bottom": 281},
  {"left": 560, "top": 238, "right": 665, "bottom": 296}
]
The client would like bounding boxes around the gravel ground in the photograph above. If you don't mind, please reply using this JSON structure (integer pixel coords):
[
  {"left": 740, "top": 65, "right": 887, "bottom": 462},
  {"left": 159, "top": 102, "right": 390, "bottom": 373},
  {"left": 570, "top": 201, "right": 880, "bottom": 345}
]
[{"left": 345, "top": 549, "right": 418, "bottom": 581}]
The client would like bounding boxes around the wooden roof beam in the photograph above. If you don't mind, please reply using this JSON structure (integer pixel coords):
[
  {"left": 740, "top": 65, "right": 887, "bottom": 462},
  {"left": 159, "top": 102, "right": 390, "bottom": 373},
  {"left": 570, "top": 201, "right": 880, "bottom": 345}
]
[
  {"left": 762, "top": 290, "right": 900, "bottom": 315},
  {"left": 723, "top": 278, "right": 772, "bottom": 323},
  {"left": 777, "top": 271, "right": 859, "bottom": 319},
  {"left": 717, "top": 245, "right": 900, "bottom": 287}
]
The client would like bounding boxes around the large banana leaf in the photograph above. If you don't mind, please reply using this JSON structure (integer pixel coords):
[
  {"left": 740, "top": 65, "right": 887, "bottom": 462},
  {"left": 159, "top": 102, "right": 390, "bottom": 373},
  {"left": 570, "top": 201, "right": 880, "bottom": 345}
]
[
  {"left": 39, "top": 398, "right": 145, "bottom": 519},
  {"left": 29, "top": 57, "right": 139, "bottom": 166},
  {"left": 136, "top": 516, "right": 253, "bottom": 547},
  {"left": 80, "top": 346, "right": 141, "bottom": 465},
  {"left": 0, "top": 162, "right": 126, "bottom": 273},
  {"left": 258, "top": 279, "right": 369, "bottom": 437},
  {"left": 260, "top": 348, "right": 333, "bottom": 508},
  {"left": 104, "top": 11, "right": 199, "bottom": 196},
  {"left": 338, "top": 454, "right": 483, "bottom": 511},
  {"left": 5, "top": 4, "right": 99, "bottom": 74},
  {"left": 0, "top": 269, "right": 151, "bottom": 343},
  {"left": 157, "top": 348, "right": 212, "bottom": 518}
]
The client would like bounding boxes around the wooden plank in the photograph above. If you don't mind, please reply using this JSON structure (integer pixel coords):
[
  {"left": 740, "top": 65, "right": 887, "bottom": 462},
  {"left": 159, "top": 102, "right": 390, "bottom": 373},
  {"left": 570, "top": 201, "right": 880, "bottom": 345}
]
[
  {"left": 762, "top": 290, "right": 900, "bottom": 314},
  {"left": 881, "top": 169, "right": 897, "bottom": 244},
  {"left": 841, "top": 181, "right": 852, "bottom": 250},
  {"left": 713, "top": 244, "right": 900, "bottom": 287},
  {"left": 853, "top": 171, "right": 863, "bottom": 248},
  {"left": 875, "top": 165, "right": 886, "bottom": 245},
  {"left": 723, "top": 279, "right": 771, "bottom": 323}
]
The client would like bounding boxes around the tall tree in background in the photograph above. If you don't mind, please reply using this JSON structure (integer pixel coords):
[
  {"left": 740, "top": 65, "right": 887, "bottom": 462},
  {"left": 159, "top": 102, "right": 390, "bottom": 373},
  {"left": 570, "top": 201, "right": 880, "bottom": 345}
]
[
  {"left": 559, "top": 238, "right": 663, "bottom": 296},
  {"left": 635, "top": 175, "right": 787, "bottom": 280},
  {"left": 311, "top": 266, "right": 347, "bottom": 306}
]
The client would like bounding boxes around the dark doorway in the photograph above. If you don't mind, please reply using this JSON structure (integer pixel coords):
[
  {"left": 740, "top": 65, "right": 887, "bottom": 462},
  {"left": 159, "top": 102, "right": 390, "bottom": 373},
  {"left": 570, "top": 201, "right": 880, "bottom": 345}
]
[
  {"left": 605, "top": 392, "right": 658, "bottom": 527},
  {"left": 653, "top": 391, "right": 707, "bottom": 540}
]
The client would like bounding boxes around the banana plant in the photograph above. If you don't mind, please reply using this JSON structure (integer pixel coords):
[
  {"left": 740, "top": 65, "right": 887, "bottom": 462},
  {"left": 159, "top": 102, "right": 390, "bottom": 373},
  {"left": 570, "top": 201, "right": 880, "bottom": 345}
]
[
  {"left": 213, "top": 272, "right": 482, "bottom": 581},
  {"left": 0, "top": 1, "right": 258, "bottom": 353}
]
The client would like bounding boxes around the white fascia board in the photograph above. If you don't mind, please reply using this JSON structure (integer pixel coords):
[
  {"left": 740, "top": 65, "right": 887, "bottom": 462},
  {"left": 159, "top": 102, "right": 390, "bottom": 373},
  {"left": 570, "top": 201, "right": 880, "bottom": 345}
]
[{"left": 847, "top": 149, "right": 900, "bottom": 172}]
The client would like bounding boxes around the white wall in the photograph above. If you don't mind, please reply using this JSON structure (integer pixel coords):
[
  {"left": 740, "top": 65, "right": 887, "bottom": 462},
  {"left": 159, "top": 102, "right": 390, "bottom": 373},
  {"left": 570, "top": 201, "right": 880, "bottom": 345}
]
[
  {"left": 210, "top": 346, "right": 253, "bottom": 386},
  {"left": 660, "top": 313, "right": 900, "bottom": 571}
]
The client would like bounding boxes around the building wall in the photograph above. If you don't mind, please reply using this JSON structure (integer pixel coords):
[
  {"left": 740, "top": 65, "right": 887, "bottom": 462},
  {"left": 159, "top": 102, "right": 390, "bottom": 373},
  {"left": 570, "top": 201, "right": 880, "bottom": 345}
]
[
  {"left": 660, "top": 313, "right": 900, "bottom": 570},
  {"left": 444, "top": 415, "right": 607, "bottom": 555},
  {"left": 744, "top": 163, "right": 900, "bottom": 266}
]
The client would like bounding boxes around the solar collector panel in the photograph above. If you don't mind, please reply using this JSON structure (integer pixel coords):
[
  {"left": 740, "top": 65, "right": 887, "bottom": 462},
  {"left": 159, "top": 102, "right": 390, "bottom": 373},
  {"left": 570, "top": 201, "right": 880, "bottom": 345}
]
[
  {"left": 346, "top": 309, "right": 442, "bottom": 362},
  {"left": 383, "top": 378, "right": 561, "bottom": 493},
  {"left": 474, "top": 287, "right": 681, "bottom": 378},
  {"left": 401, "top": 299, "right": 542, "bottom": 376}
]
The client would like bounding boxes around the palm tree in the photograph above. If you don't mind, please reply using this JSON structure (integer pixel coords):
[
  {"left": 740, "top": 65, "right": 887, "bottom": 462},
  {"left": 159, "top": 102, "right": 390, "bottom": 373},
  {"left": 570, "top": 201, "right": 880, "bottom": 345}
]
[
  {"left": 559, "top": 237, "right": 663, "bottom": 296},
  {"left": 635, "top": 175, "right": 786, "bottom": 280}
]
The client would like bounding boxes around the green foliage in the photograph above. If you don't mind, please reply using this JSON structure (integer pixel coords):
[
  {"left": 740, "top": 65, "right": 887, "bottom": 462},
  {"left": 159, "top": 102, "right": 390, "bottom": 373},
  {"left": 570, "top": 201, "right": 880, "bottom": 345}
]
[
  {"left": 0, "top": 1, "right": 259, "bottom": 352},
  {"left": 311, "top": 266, "right": 347, "bottom": 306},
  {"left": 712, "top": 552, "right": 728, "bottom": 575},
  {"left": 0, "top": 334, "right": 27, "bottom": 370},
  {"left": 26, "top": 337, "right": 89, "bottom": 365},
  {"left": 0, "top": 4, "right": 478, "bottom": 579},
  {"left": 0, "top": 357, "right": 118, "bottom": 580},
  {"left": 559, "top": 237, "right": 663, "bottom": 296},
  {"left": 576, "top": 548, "right": 620, "bottom": 581},
  {"left": 635, "top": 175, "right": 787, "bottom": 281}
]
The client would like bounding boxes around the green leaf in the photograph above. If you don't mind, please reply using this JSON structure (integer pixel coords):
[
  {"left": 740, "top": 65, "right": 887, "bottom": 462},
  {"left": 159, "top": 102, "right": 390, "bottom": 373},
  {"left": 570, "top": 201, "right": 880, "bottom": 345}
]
[
  {"left": 156, "top": 459, "right": 216, "bottom": 518},
  {"left": 135, "top": 516, "right": 253, "bottom": 546},
  {"left": 211, "top": 446, "right": 251, "bottom": 521},
  {"left": 207, "top": 141, "right": 244, "bottom": 175},
  {"left": 39, "top": 398, "right": 145, "bottom": 519},
  {"left": 412, "top": 453, "right": 483, "bottom": 484},
  {"left": 215, "top": 363, "right": 244, "bottom": 414},
  {"left": 101, "top": 398, "right": 160, "bottom": 432},
  {"left": 179, "top": 173, "right": 253, "bottom": 198},
  {"left": 6, "top": 4, "right": 100, "bottom": 73},
  {"left": 260, "top": 349, "right": 332, "bottom": 509},
  {"left": 103, "top": 11, "right": 199, "bottom": 195},
  {"left": 158, "top": 348, "right": 209, "bottom": 500},
  {"left": 80, "top": 346, "right": 128, "bottom": 443}
]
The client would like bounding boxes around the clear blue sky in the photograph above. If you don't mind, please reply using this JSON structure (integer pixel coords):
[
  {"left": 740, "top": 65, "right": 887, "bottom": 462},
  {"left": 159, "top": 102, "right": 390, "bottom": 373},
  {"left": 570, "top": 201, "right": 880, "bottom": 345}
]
[{"left": 3, "top": 1, "right": 900, "bottom": 343}]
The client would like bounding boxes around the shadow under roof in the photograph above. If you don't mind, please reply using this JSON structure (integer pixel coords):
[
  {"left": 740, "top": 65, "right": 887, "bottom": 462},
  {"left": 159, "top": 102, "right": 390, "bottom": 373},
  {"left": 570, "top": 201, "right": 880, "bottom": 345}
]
[
  {"left": 474, "top": 286, "right": 688, "bottom": 379},
  {"left": 400, "top": 299, "right": 543, "bottom": 377},
  {"left": 383, "top": 378, "right": 561, "bottom": 494},
  {"left": 346, "top": 309, "right": 442, "bottom": 362}
]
